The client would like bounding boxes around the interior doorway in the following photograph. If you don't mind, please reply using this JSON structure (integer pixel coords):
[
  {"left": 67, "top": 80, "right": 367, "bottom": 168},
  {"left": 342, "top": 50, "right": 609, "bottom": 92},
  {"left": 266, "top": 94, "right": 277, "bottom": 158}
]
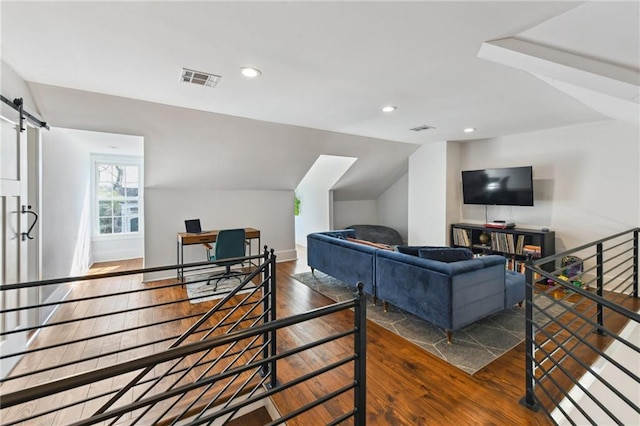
[
  {"left": 37, "top": 128, "right": 144, "bottom": 327},
  {"left": 41, "top": 128, "right": 144, "bottom": 278}
]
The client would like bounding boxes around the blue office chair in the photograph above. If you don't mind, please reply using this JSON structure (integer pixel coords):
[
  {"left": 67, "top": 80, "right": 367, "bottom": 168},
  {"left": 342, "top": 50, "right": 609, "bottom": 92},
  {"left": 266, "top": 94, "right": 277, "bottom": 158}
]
[{"left": 204, "top": 228, "right": 247, "bottom": 290}]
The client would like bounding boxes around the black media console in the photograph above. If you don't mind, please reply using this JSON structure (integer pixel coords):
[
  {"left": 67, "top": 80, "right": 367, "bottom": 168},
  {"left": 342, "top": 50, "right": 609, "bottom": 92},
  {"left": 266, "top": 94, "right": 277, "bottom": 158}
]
[{"left": 450, "top": 223, "right": 555, "bottom": 273}]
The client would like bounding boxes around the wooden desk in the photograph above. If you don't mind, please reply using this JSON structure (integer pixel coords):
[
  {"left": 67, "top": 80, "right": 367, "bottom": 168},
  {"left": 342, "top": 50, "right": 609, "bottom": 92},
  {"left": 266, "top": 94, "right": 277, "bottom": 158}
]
[{"left": 176, "top": 227, "right": 261, "bottom": 280}]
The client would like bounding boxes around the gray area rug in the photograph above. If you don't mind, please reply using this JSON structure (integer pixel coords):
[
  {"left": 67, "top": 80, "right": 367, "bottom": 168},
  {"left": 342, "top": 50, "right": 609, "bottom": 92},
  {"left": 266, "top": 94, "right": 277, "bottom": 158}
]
[
  {"left": 185, "top": 273, "right": 255, "bottom": 304},
  {"left": 292, "top": 271, "right": 526, "bottom": 375}
]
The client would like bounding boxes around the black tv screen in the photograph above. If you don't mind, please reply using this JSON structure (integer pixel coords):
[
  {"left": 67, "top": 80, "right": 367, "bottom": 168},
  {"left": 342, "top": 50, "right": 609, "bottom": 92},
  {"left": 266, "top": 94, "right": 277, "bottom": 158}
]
[{"left": 461, "top": 166, "right": 534, "bottom": 206}]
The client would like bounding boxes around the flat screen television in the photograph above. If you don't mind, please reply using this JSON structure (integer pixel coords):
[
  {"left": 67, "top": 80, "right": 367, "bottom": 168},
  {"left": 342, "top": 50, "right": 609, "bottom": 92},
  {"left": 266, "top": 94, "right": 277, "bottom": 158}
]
[{"left": 461, "top": 166, "right": 534, "bottom": 206}]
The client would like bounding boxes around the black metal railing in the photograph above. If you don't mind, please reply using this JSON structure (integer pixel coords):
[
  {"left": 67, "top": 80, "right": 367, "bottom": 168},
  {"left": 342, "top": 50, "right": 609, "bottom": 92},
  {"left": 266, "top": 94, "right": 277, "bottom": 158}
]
[
  {"left": 521, "top": 228, "right": 639, "bottom": 425},
  {"left": 0, "top": 248, "right": 367, "bottom": 425}
]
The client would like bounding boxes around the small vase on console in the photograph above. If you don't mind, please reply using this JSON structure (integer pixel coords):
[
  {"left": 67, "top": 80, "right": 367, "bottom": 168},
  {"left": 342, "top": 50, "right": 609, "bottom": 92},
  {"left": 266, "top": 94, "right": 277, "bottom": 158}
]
[{"left": 479, "top": 232, "right": 490, "bottom": 245}]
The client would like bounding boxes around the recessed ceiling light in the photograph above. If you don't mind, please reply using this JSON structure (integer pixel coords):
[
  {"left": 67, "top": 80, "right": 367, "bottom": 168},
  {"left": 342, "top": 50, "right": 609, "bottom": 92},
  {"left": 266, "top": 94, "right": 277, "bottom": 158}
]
[
  {"left": 240, "top": 67, "right": 262, "bottom": 78},
  {"left": 464, "top": 127, "right": 476, "bottom": 133},
  {"left": 382, "top": 105, "right": 397, "bottom": 113}
]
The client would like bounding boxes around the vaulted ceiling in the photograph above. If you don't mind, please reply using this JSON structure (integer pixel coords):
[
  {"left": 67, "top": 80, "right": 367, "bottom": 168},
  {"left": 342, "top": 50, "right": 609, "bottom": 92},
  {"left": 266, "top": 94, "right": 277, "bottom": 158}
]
[
  {"left": 1, "top": 1, "right": 638, "bottom": 198},
  {"left": 4, "top": 1, "right": 638, "bottom": 142}
]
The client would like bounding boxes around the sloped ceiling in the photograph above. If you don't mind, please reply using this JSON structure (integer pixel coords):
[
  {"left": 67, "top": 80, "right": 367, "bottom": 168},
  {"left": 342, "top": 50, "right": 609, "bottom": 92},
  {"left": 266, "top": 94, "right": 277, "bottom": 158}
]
[
  {"left": 1, "top": 1, "right": 638, "bottom": 199},
  {"left": 478, "top": 2, "right": 639, "bottom": 123}
]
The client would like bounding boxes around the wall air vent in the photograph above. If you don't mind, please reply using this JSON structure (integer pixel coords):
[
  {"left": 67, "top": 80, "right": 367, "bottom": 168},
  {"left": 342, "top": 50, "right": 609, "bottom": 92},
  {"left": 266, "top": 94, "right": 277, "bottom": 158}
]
[
  {"left": 410, "top": 125, "right": 436, "bottom": 132},
  {"left": 180, "top": 68, "right": 221, "bottom": 88}
]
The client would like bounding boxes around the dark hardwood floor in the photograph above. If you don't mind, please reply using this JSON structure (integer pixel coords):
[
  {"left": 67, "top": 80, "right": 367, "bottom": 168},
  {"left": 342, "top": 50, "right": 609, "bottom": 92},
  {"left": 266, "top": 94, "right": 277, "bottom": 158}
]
[
  {"left": 271, "top": 252, "right": 553, "bottom": 425},
  {"left": 2, "top": 250, "right": 577, "bottom": 425}
]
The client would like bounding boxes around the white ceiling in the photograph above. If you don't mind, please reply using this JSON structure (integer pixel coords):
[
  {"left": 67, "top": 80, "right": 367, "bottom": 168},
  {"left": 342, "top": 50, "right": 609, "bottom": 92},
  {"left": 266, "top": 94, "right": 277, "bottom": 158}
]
[{"left": 2, "top": 1, "right": 638, "bottom": 146}]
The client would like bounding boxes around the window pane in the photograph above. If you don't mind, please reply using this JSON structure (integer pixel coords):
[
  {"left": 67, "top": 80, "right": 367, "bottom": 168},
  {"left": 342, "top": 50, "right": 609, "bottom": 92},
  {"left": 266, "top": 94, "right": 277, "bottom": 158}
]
[
  {"left": 123, "top": 201, "right": 138, "bottom": 233},
  {"left": 114, "top": 186, "right": 125, "bottom": 198},
  {"left": 124, "top": 166, "right": 139, "bottom": 184},
  {"left": 113, "top": 200, "right": 124, "bottom": 216},
  {"left": 95, "top": 160, "right": 141, "bottom": 235},
  {"left": 99, "top": 218, "right": 112, "bottom": 234},
  {"left": 124, "top": 200, "right": 138, "bottom": 215},
  {"left": 98, "top": 201, "right": 112, "bottom": 217},
  {"left": 113, "top": 217, "right": 123, "bottom": 233},
  {"left": 113, "top": 166, "right": 124, "bottom": 187},
  {"left": 98, "top": 183, "right": 115, "bottom": 198},
  {"left": 97, "top": 164, "right": 115, "bottom": 183}
]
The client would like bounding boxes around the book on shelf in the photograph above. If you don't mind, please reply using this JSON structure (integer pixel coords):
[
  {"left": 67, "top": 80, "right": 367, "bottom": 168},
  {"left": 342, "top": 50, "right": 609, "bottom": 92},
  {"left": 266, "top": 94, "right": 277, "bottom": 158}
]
[
  {"left": 506, "top": 258, "right": 527, "bottom": 272},
  {"left": 507, "top": 233, "right": 515, "bottom": 254},
  {"left": 506, "top": 257, "right": 514, "bottom": 270},
  {"left": 490, "top": 232, "right": 517, "bottom": 254},
  {"left": 516, "top": 235, "right": 525, "bottom": 254},
  {"left": 508, "top": 259, "right": 541, "bottom": 280},
  {"left": 522, "top": 244, "right": 542, "bottom": 256},
  {"left": 452, "top": 227, "right": 470, "bottom": 247}
]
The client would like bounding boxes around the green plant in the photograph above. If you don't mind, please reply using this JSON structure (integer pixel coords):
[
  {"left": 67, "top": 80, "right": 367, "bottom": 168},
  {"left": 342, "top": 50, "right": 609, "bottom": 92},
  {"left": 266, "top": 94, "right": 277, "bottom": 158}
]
[{"left": 294, "top": 194, "right": 301, "bottom": 216}]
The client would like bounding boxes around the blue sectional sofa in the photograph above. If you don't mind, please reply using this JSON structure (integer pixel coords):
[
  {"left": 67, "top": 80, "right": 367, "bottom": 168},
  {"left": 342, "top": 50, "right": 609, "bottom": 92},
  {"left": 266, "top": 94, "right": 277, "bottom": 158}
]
[
  {"left": 307, "top": 230, "right": 525, "bottom": 343},
  {"left": 307, "top": 229, "right": 378, "bottom": 297}
]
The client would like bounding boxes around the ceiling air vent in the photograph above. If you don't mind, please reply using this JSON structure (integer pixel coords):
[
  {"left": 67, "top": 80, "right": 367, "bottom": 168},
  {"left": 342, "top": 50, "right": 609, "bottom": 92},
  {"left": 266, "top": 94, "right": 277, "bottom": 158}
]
[
  {"left": 410, "top": 125, "right": 436, "bottom": 132},
  {"left": 180, "top": 68, "right": 221, "bottom": 88}
]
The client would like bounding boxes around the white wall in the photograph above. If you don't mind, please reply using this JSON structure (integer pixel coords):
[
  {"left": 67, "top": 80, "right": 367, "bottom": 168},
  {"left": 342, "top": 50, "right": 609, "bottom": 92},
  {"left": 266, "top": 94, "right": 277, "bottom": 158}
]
[
  {"left": 408, "top": 141, "right": 450, "bottom": 245},
  {"left": 145, "top": 188, "right": 295, "bottom": 281},
  {"left": 1, "top": 60, "right": 38, "bottom": 113},
  {"left": 458, "top": 120, "right": 639, "bottom": 252},
  {"left": 405, "top": 121, "right": 639, "bottom": 252},
  {"left": 333, "top": 200, "right": 378, "bottom": 230},
  {"left": 41, "top": 128, "right": 93, "bottom": 279},
  {"left": 92, "top": 234, "right": 144, "bottom": 263},
  {"left": 377, "top": 173, "right": 409, "bottom": 243},
  {"left": 331, "top": 173, "right": 409, "bottom": 242},
  {"left": 25, "top": 84, "right": 417, "bottom": 279},
  {"left": 445, "top": 142, "right": 462, "bottom": 241},
  {"left": 294, "top": 155, "right": 356, "bottom": 246},
  {"left": 14, "top": 79, "right": 640, "bottom": 279}
]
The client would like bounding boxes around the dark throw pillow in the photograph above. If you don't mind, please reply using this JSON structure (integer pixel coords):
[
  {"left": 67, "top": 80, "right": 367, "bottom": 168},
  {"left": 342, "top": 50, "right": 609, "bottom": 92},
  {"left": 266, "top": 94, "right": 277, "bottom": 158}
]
[
  {"left": 418, "top": 247, "right": 473, "bottom": 263},
  {"left": 327, "top": 232, "right": 346, "bottom": 240},
  {"left": 395, "top": 245, "right": 438, "bottom": 257}
]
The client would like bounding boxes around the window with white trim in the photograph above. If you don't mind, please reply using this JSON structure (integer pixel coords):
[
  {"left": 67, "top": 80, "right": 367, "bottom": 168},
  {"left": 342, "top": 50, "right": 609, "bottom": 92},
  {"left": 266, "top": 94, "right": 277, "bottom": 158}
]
[{"left": 95, "top": 161, "right": 140, "bottom": 235}]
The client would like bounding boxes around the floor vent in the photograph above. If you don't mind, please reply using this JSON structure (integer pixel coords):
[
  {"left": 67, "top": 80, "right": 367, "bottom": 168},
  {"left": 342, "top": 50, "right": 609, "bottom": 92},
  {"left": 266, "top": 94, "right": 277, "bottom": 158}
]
[
  {"left": 410, "top": 124, "right": 436, "bottom": 132},
  {"left": 181, "top": 68, "right": 221, "bottom": 88}
]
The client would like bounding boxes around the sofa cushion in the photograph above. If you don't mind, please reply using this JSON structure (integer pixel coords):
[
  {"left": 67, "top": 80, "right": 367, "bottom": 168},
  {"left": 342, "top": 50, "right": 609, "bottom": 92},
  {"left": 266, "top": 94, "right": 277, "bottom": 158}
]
[{"left": 418, "top": 247, "right": 474, "bottom": 263}]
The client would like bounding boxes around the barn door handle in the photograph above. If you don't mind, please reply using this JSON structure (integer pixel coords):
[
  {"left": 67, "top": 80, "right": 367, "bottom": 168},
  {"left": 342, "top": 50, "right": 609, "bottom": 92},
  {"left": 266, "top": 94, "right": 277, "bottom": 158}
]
[{"left": 21, "top": 205, "right": 39, "bottom": 241}]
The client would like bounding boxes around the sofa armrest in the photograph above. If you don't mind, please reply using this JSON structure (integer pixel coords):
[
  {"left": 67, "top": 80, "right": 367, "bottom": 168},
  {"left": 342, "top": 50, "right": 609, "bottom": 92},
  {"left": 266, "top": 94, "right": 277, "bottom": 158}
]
[
  {"left": 307, "top": 230, "right": 376, "bottom": 296},
  {"left": 308, "top": 231, "right": 379, "bottom": 255}
]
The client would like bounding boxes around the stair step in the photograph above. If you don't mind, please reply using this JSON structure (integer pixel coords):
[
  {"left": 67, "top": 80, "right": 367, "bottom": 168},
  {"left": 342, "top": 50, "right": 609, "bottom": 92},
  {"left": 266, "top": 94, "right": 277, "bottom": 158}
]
[{"left": 226, "top": 406, "right": 273, "bottom": 426}]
